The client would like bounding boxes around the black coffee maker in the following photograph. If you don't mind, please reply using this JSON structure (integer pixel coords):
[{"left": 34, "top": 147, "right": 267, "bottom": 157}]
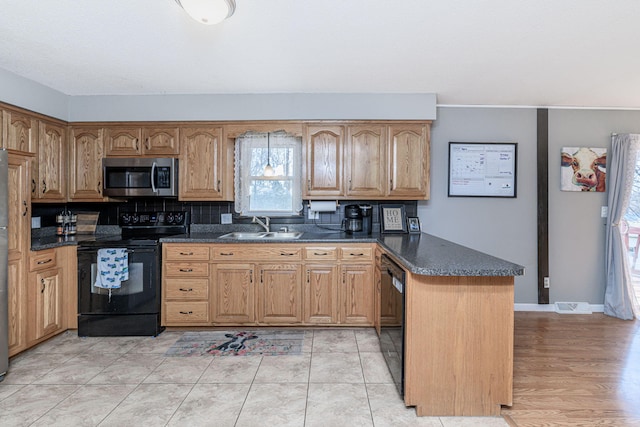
[
  {"left": 359, "top": 204, "right": 373, "bottom": 235},
  {"left": 342, "top": 204, "right": 362, "bottom": 233}
]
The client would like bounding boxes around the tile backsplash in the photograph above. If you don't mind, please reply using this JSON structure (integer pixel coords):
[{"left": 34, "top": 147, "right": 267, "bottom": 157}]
[{"left": 31, "top": 200, "right": 417, "bottom": 229}]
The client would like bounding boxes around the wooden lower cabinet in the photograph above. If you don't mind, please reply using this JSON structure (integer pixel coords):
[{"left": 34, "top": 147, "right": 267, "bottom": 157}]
[
  {"left": 162, "top": 244, "right": 211, "bottom": 326},
  {"left": 304, "top": 264, "right": 339, "bottom": 324},
  {"left": 7, "top": 258, "right": 27, "bottom": 356},
  {"left": 257, "top": 263, "right": 303, "bottom": 324},
  {"left": 29, "top": 267, "right": 63, "bottom": 341},
  {"left": 340, "top": 264, "right": 374, "bottom": 325},
  {"left": 211, "top": 263, "right": 255, "bottom": 324},
  {"left": 161, "top": 242, "right": 375, "bottom": 327}
]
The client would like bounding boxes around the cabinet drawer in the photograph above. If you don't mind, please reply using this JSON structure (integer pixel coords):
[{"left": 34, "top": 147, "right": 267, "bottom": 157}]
[
  {"left": 340, "top": 246, "right": 373, "bottom": 261},
  {"left": 164, "top": 278, "right": 208, "bottom": 300},
  {"left": 164, "top": 302, "right": 209, "bottom": 324},
  {"left": 164, "top": 245, "right": 210, "bottom": 261},
  {"left": 304, "top": 247, "right": 338, "bottom": 261},
  {"left": 212, "top": 245, "right": 302, "bottom": 261},
  {"left": 164, "top": 262, "right": 209, "bottom": 277},
  {"left": 29, "top": 249, "right": 57, "bottom": 272}
]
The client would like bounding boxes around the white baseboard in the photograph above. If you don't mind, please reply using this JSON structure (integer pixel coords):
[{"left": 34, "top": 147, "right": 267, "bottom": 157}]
[{"left": 514, "top": 303, "right": 604, "bottom": 312}]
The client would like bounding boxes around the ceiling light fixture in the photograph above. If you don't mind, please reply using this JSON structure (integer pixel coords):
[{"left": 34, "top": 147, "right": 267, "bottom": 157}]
[
  {"left": 175, "top": 0, "right": 236, "bottom": 25},
  {"left": 264, "top": 132, "right": 275, "bottom": 176}
]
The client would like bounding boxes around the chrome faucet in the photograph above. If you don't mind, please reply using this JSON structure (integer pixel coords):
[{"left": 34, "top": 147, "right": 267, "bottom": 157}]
[{"left": 252, "top": 216, "right": 270, "bottom": 232}]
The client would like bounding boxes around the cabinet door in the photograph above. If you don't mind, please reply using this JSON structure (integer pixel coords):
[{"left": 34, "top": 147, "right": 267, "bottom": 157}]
[
  {"left": 7, "top": 258, "right": 26, "bottom": 356},
  {"left": 388, "top": 124, "right": 430, "bottom": 199},
  {"left": 340, "top": 264, "right": 374, "bottom": 325},
  {"left": 179, "top": 127, "right": 224, "bottom": 200},
  {"left": 104, "top": 127, "right": 142, "bottom": 156},
  {"left": 212, "top": 263, "right": 255, "bottom": 323},
  {"left": 69, "top": 127, "right": 105, "bottom": 200},
  {"left": 32, "top": 268, "right": 63, "bottom": 341},
  {"left": 345, "top": 125, "right": 386, "bottom": 197},
  {"left": 143, "top": 127, "right": 179, "bottom": 156},
  {"left": 305, "top": 264, "right": 338, "bottom": 324},
  {"left": 7, "top": 153, "right": 30, "bottom": 258},
  {"left": 36, "top": 120, "right": 67, "bottom": 201},
  {"left": 304, "top": 125, "right": 344, "bottom": 197},
  {"left": 2, "top": 109, "right": 36, "bottom": 153},
  {"left": 257, "top": 263, "right": 302, "bottom": 324}
]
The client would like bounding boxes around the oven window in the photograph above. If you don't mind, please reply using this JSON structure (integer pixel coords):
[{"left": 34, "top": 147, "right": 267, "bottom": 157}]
[{"left": 90, "top": 261, "right": 144, "bottom": 295}]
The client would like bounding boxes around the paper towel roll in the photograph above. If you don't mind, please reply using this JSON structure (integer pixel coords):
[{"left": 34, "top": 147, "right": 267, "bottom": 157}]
[{"left": 308, "top": 201, "right": 337, "bottom": 212}]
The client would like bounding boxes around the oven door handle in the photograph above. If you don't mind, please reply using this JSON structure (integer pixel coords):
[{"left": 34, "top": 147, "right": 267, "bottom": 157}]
[{"left": 151, "top": 161, "right": 158, "bottom": 193}]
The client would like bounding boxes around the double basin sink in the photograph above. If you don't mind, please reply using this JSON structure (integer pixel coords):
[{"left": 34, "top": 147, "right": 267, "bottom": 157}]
[{"left": 219, "top": 231, "right": 303, "bottom": 240}]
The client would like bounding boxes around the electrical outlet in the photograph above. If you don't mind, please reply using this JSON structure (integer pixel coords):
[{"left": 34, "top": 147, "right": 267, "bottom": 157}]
[
  {"left": 308, "top": 210, "right": 319, "bottom": 220},
  {"left": 221, "top": 213, "right": 233, "bottom": 224},
  {"left": 543, "top": 277, "right": 550, "bottom": 289}
]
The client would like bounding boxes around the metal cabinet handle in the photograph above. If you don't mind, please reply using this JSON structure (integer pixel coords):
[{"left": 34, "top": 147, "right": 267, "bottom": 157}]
[
  {"left": 135, "top": 138, "right": 139, "bottom": 151},
  {"left": 180, "top": 252, "right": 194, "bottom": 256},
  {"left": 280, "top": 252, "right": 296, "bottom": 256},
  {"left": 97, "top": 181, "right": 102, "bottom": 194},
  {"left": 37, "top": 258, "right": 53, "bottom": 265},
  {"left": 41, "top": 278, "right": 46, "bottom": 293},
  {"left": 145, "top": 137, "right": 151, "bottom": 150},
  {"left": 179, "top": 311, "right": 193, "bottom": 315},
  {"left": 220, "top": 252, "right": 234, "bottom": 256},
  {"left": 23, "top": 201, "right": 28, "bottom": 216},
  {"left": 179, "top": 268, "right": 193, "bottom": 272},
  {"left": 42, "top": 179, "right": 47, "bottom": 194},
  {"left": 31, "top": 179, "right": 36, "bottom": 193},
  {"left": 217, "top": 180, "right": 221, "bottom": 192},
  {"left": 350, "top": 253, "right": 364, "bottom": 257},
  {"left": 313, "top": 252, "right": 328, "bottom": 256},
  {"left": 179, "top": 288, "right": 193, "bottom": 292}
]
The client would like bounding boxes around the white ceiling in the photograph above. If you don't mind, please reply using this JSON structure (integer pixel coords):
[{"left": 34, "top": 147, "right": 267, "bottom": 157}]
[{"left": 0, "top": 0, "right": 638, "bottom": 108}]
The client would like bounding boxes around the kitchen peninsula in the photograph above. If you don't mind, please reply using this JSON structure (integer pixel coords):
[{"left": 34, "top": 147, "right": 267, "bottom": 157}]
[{"left": 161, "top": 229, "right": 524, "bottom": 417}]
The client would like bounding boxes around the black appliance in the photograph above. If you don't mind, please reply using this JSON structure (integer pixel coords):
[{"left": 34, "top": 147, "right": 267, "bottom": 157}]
[
  {"left": 359, "top": 204, "right": 373, "bottom": 235},
  {"left": 342, "top": 204, "right": 362, "bottom": 233},
  {"left": 77, "top": 211, "right": 189, "bottom": 336},
  {"left": 379, "top": 254, "right": 406, "bottom": 396},
  {"left": 103, "top": 157, "right": 179, "bottom": 198}
]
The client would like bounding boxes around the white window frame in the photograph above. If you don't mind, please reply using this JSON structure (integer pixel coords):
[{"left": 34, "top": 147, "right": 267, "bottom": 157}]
[{"left": 234, "top": 131, "right": 303, "bottom": 217}]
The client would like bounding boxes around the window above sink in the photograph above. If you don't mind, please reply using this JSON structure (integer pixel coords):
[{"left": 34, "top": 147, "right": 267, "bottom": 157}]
[{"left": 234, "top": 131, "right": 303, "bottom": 217}]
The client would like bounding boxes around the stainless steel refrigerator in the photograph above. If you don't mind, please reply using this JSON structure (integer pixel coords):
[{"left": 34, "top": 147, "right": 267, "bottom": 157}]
[{"left": 0, "top": 149, "right": 8, "bottom": 381}]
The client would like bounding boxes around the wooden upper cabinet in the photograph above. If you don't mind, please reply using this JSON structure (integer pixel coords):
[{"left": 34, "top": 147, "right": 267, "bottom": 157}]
[
  {"left": 179, "top": 126, "right": 224, "bottom": 200},
  {"left": 69, "top": 127, "right": 105, "bottom": 201},
  {"left": 143, "top": 126, "right": 179, "bottom": 156},
  {"left": 345, "top": 125, "right": 387, "bottom": 197},
  {"left": 104, "top": 126, "right": 180, "bottom": 157},
  {"left": 304, "top": 125, "right": 344, "bottom": 198},
  {"left": 2, "top": 109, "right": 36, "bottom": 153},
  {"left": 388, "top": 124, "right": 430, "bottom": 199},
  {"left": 104, "top": 127, "right": 142, "bottom": 156},
  {"left": 35, "top": 120, "right": 67, "bottom": 201}
]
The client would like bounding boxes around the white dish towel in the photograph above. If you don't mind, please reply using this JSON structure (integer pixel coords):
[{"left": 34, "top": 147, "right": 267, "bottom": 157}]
[{"left": 95, "top": 248, "right": 129, "bottom": 299}]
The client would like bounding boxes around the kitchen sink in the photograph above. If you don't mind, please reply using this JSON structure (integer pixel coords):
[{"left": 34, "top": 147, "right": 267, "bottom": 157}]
[{"left": 219, "top": 231, "right": 303, "bottom": 240}]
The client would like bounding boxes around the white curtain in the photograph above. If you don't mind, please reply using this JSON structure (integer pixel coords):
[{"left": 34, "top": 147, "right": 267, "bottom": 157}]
[{"left": 604, "top": 133, "right": 640, "bottom": 319}]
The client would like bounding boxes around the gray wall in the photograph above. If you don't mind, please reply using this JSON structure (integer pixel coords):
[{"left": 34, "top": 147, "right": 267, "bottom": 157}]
[
  {"left": 418, "top": 107, "right": 538, "bottom": 303},
  {"left": 0, "top": 68, "right": 69, "bottom": 120},
  {"left": 423, "top": 107, "right": 640, "bottom": 305}
]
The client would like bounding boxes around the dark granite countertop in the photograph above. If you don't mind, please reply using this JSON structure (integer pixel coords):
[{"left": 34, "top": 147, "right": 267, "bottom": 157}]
[{"left": 32, "top": 226, "right": 524, "bottom": 277}]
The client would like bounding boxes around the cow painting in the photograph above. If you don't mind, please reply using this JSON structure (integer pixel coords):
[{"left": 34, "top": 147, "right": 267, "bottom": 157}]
[{"left": 561, "top": 147, "right": 607, "bottom": 192}]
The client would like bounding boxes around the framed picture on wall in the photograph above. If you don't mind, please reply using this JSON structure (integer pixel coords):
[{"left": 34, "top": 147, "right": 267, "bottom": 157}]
[
  {"left": 448, "top": 142, "right": 518, "bottom": 198},
  {"left": 380, "top": 204, "right": 408, "bottom": 233}
]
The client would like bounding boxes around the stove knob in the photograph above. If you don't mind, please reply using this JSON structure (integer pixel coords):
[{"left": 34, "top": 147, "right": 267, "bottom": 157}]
[
  {"left": 167, "top": 213, "right": 175, "bottom": 224},
  {"left": 132, "top": 214, "right": 139, "bottom": 224},
  {"left": 174, "top": 213, "right": 184, "bottom": 224},
  {"left": 121, "top": 214, "right": 131, "bottom": 225}
]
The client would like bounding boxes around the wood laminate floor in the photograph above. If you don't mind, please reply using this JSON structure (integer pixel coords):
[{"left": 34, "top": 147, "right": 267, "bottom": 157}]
[{"left": 503, "top": 312, "right": 640, "bottom": 427}]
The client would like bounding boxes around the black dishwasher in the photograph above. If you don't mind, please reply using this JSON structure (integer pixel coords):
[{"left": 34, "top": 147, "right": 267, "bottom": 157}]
[{"left": 379, "top": 254, "right": 406, "bottom": 396}]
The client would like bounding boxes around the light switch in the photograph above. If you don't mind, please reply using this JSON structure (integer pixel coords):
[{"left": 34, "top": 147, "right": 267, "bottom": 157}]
[{"left": 601, "top": 206, "right": 608, "bottom": 218}]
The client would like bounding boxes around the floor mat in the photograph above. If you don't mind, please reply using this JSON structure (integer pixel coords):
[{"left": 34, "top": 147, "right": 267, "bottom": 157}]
[{"left": 164, "top": 330, "right": 305, "bottom": 356}]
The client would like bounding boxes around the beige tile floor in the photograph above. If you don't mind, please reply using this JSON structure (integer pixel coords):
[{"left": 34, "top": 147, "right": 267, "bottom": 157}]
[{"left": 0, "top": 328, "right": 509, "bottom": 427}]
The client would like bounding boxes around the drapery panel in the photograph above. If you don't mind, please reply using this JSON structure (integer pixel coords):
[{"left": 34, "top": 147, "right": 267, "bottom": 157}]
[{"left": 604, "top": 133, "right": 640, "bottom": 320}]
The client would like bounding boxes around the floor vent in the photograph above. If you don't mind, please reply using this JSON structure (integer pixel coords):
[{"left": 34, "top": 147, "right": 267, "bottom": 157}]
[{"left": 555, "top": 302, "right": 592, "bottom": 314}]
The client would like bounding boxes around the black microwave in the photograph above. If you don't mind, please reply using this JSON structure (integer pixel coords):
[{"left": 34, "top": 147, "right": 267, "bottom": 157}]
[{"left": 103, "top": 158, "right": 178, "bottom": 197}]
